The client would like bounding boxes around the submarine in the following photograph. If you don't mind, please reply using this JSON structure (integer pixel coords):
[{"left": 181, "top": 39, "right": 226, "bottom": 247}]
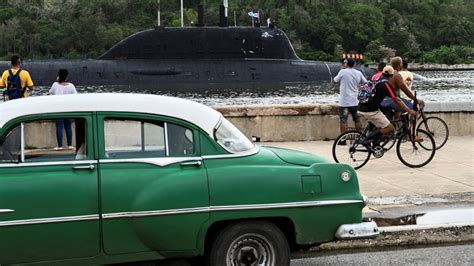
[{"left": 0, "top": 27, "right": 374, "bottom": 91}]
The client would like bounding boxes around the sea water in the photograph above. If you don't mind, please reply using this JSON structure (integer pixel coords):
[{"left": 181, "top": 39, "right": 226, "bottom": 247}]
[{"left": 4, "top": 70, "right": 473, "bottom": 106}]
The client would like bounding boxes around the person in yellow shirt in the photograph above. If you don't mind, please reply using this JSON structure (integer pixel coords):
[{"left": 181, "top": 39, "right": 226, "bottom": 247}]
[{"left": 0, "top": 55, "right": 34, "bottom": 99}]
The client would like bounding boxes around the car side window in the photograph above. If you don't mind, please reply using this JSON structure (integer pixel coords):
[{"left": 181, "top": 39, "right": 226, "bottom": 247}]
[
  {"left": 104, "top": 119, "right": 166, "bottom": 158},
  {"left": 0, "top": 119, "right": 88, "bottom": 163},
  {"left": 0, "top": 126, "right": 21, "bottom": 163},
  {"left": 25, "top": 119, "right": 88, "bottom": 162},
  {"left": 167, "top": 123, "right": 194, "bottom": 156},
  {"left": 103, "top": 119, "right": 194, "bottom": 158}
]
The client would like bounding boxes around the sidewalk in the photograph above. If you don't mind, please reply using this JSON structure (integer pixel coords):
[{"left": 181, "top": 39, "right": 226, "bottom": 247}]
[{"left": 265, "top": 136, "right": 474, "bottom": 200}]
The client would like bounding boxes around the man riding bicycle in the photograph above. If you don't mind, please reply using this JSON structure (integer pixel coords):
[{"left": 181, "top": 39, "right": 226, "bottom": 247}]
[
  {"left": 381, "top": 57, "right": 424, "bottom": 112},
  {"left": 358, "top": 66, "right": 417, "bottom": 145}
]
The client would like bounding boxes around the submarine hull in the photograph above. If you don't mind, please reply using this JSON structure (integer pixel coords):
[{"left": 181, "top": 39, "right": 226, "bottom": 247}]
[
  {"left": 1, "top": 59, "right": 344, "bottom": 90},
  {"left": 0, "top": 27, "right": 374, "bottom": 90}
]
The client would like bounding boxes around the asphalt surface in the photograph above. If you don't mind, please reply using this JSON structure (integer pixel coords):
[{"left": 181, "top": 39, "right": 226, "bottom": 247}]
[{"left": 291, "top": 243, "right": 474, "bottom": 265}]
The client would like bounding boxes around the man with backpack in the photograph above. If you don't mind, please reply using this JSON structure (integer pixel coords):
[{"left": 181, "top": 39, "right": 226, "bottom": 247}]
[
  {"left": 358, "top": 66, "right": 416, "bottom": 145},
  {"left": 0, "top": 55, "right": 34, "bottom": 101}
]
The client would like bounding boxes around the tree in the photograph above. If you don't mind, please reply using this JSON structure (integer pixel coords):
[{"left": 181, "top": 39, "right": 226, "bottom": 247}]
[
  {"left": 339, "top": 3, "right": 384, "bottom": 53},
  {"left": 435, "top": 17, "right": 474, "bottom": 47},
  {"left": 0, "top": 0, "right": 472, "bottom": 63},
  {"left": 424, "top": 45, "right": 473, "bottom": 64}
]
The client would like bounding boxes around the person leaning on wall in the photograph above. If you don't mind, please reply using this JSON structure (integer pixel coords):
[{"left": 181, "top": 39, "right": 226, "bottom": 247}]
[{"left": 49, "top": 69, "right": 77, "bottom": 151}]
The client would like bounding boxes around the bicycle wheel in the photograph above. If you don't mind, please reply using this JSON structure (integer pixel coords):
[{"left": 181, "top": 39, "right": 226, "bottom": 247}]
[
  {"left": 333, "top": 130, "right": 371, "bottom": 169},
  {"left": 417, "top": 116, "right": 449, "bottom": 150},
  {"left": 396, "top": 129, "right": 436, "bottom": 168}
]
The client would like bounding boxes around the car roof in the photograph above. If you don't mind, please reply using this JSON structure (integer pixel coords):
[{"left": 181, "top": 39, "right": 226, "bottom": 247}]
[{"left": 0, "top": 93, "right": 222, "bottom": 136}]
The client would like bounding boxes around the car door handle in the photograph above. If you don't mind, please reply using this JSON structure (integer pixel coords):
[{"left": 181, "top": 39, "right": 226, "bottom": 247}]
[
  {"left": 180, "top": 161, "right": 202, "bottom": 167},
  {"left": 0, "top": 209, "right": 15, "bottom": 214},
  {"left": 73, "top": 164, "right": 95, "bottom": 171}
]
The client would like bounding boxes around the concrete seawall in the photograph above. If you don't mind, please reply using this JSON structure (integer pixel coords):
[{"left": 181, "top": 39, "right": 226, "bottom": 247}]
[
  {"left": 18, "top": 102, "right": 473, "bottom": 148},
  {"left": 217, "top": 102, "right": 473, "bottom": 141}
]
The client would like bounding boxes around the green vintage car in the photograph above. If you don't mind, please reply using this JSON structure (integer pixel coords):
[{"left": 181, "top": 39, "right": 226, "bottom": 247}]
[{"left": 0, "top": 94, "right": 378, "bottom": 265}]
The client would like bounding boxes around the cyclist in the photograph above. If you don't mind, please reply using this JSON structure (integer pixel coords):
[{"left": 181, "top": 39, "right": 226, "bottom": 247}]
[
  {"left": 358, "top": 66, "right": 417, "bottom": 145},
  {"left": 381, "top": 57, "right": 424, "bottom": 112},
  {"left": 371, "top": 62, "right": 386, "bottom": 82}
]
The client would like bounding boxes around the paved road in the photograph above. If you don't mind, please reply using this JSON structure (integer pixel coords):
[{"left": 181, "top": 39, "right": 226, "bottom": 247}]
[{"left": 291, "top": 244, "right": 474, "bottom": 265}]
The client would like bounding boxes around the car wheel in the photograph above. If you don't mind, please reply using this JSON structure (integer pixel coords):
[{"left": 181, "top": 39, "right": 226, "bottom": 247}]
[{"left": 207, "top": 221, "right": 290, "bottom": 266}]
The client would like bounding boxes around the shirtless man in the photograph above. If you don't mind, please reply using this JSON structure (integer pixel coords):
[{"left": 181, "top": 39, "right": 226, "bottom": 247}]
[{"left": 381, "top": 56, "right": 424, "bottom": 111}]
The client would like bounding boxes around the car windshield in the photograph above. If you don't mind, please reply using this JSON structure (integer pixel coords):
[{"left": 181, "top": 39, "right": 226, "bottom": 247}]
[{"left": 215, "top": 118, "right": 254, "bottom": 153}]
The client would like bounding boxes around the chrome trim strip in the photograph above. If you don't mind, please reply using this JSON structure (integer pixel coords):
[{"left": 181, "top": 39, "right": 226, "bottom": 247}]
[
  {"left": 213, "top": 115, "right": 224, "bottom": 136},
  {"left": 103, "top": 200, "right": 363, "bottom": 219},
  {"left": 103, "top": 207, "right": 210, "bottom": 219},
  {"left": 0, "top": 160, "right": 97, "bottom": 168},
  {"left": 0, "top": 214, "right": 99, "bottom": 227},
  {"left": 20, "top": 122, "right": 25, "bottom": 162},
  {"left": 0, "top": 148, "right": 259, "bottom": 165},
  {"left": 0, "top": 209, "right": 15, "bottom": 214},
  {"left": 99, "top": 157, "right": 202, "bottom": 167},
  {"left": 0, "top": 200, "right": 363, "bottom": 226},
  {"left": 209, "top": 200, "right": 362, "bottom": 211},
  {"left": 202, "top": 145, "right": 259, "bottom": 159},
  {"left": 164, "top": 122, "right": 169, "bottom": 157}
]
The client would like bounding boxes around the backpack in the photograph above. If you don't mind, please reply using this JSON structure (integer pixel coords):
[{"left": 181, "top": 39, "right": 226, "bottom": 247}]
[
  {"left": 5, "top": 69, "right": 24, "bottom": 100},
  {"left": 358, "top": 78, "right": 388, "bottom": 104}
]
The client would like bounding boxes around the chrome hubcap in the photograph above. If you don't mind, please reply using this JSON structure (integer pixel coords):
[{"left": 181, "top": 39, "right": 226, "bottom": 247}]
[{"left": 227, "top": 233, "right": 275, "bottom": 266}]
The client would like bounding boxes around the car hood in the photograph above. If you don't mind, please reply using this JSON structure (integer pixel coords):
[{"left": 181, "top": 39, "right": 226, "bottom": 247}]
[{"left": 262, "top": 146, "right": 329, "bottom": 166}]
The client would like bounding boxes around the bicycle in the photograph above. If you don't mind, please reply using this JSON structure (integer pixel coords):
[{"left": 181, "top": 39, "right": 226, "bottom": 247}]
[
  {"left": 332, "top": 105, "right": 436, "bottom": 169},
  {"left": 370, "top": 105, "right": 449, "bottom": 152},
  {"left": 416, "top": 106, "right": 449, "bottom": 150}
]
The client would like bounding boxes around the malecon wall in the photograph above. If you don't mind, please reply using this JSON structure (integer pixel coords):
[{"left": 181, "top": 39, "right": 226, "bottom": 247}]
[{"left": 216, "top": 102, "right": 473, "bottom": 142}]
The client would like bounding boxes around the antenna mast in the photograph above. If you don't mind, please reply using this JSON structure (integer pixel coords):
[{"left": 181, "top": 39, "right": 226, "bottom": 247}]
[
  {"left": 157, "top": 0, "right": 160, "bottom": 26},
  {"left": 181, "top": 0, "right": 184, "bottom": 27}
]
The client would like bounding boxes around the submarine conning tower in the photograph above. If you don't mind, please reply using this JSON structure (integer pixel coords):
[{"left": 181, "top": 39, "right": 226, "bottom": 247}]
[{"left": 99, "top": 27, "right": 300, "bottom": 60}]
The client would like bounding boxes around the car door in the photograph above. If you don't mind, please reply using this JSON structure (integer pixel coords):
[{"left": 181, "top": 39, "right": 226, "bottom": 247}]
[
  {"left": 97, "top": 113, "right": 209, "bottom": 254},
  {"left": 0, "top": 113, "right": 99, "bottom": 264}
]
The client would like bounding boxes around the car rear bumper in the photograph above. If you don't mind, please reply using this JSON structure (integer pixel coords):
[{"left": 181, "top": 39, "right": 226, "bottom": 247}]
[{"left": 335, "top": 220, "right": 379, "bottom": 240}]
